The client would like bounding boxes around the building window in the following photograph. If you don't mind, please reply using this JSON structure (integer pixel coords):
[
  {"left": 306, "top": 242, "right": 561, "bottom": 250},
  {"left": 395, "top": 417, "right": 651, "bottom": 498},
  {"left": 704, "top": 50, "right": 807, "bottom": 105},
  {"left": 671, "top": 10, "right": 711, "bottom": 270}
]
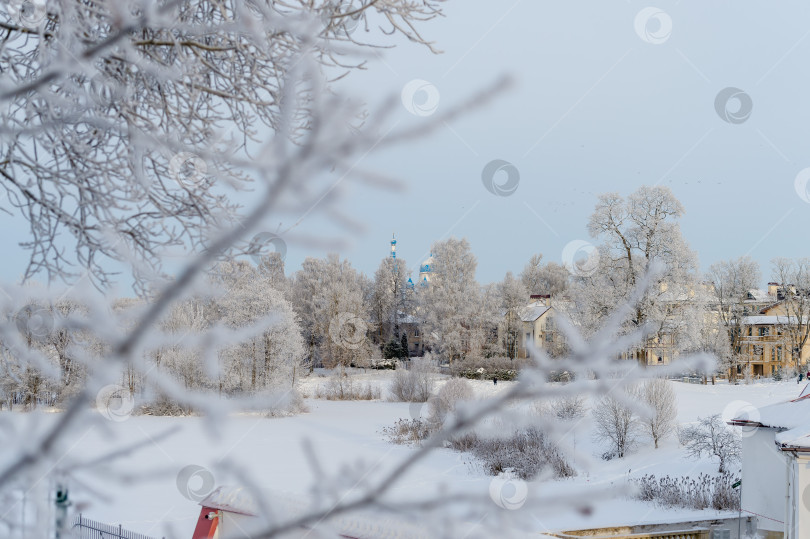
[
  {"left": 771, "top": 347, "right": 775, "bottom": 362},
  {"left": 759, "top": 327, "right": 769, "bottom": 337}
]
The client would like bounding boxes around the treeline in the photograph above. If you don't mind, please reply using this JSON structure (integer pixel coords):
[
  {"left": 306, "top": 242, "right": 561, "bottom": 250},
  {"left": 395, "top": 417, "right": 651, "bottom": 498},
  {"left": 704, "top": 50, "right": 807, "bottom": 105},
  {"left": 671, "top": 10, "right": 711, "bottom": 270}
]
[{"left": 5, "top": 185, "right": 809, "bottom": 411}]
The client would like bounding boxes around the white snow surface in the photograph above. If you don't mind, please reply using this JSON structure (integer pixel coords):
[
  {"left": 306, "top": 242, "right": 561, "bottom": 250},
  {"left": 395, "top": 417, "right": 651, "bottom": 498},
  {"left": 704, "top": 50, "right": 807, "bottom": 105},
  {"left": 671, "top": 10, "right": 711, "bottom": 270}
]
[
  {"left": 4, "top": 374, "right": 805, "bottom": 538},
  {"left": 735, "top": 393, "right": 810, "bottom": 430}
]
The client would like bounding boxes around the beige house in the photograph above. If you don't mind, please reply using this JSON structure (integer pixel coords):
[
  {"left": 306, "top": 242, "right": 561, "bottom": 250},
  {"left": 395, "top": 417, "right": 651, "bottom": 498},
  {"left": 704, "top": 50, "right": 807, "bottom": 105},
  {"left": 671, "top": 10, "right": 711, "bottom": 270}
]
[
  {"left": 619, "top": 332, "right": 678, "bottom": 365},
  {"left": 737, "top": 299, "right": 810, "bottom": 378},
  {"left": 514, "top": 295, "right": 561, "bottom": 359}
]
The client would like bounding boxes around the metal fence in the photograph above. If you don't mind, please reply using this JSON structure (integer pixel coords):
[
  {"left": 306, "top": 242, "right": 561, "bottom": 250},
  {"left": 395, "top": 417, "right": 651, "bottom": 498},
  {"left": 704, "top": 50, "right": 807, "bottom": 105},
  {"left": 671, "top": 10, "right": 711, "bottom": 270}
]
[{"left": 72, "top": 514, "right": 162, "bottom": 539}]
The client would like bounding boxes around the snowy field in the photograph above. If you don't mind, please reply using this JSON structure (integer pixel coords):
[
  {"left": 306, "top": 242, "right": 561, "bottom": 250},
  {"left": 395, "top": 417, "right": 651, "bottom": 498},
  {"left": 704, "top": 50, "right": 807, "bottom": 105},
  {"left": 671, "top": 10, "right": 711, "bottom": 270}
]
[{"left": 3, "top": 375, "right": 803, "bottom": 538}]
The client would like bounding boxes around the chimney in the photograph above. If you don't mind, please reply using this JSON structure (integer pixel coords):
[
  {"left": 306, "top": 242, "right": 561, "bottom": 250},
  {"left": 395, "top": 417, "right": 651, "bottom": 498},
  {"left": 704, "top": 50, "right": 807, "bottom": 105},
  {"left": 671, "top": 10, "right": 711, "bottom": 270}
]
[{"left": 768, "top": 282, "right": 779, "bottom": 297}]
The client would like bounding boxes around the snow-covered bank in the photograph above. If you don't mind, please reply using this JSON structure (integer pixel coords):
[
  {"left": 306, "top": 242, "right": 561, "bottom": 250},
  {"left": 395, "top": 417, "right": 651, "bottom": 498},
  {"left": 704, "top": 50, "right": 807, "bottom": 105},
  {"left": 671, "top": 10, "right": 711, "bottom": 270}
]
[{"left": 2, "top": 378, "right": 802, "bottom": 537}]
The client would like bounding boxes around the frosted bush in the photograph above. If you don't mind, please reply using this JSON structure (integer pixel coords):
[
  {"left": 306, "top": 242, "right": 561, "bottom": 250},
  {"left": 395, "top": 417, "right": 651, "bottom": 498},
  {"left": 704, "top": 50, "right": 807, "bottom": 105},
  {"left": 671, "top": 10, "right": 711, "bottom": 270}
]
[
  {"left": 427, "top": 378, "right": 474, "bottom": 426},
  {"left": 549, "top": 395, "right": 587, "bottom": 421},
  {"left": 633, "top": 473, "right": 740, "bottom": 511},
  {"left": 389, "top": 358, "right": 435, "bottom": 402},
  {"left": 315, "top": 371, "right": 381, "bottom": 401},
  {"left": 381, "top": 419, "right": 433, "bottom": 445},
  {"left": 463, "top": 428, "right": 575, "bottom": 480}
]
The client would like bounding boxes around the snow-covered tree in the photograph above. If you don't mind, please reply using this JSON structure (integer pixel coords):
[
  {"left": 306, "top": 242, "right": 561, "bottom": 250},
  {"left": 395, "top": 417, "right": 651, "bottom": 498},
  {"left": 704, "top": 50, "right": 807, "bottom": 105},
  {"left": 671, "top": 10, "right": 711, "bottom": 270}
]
[
  {"left": 370, "top": 256, "right": 410, "bottom": 345},
  {"left": 417, "top": 238, "right": 482, "bottom": 363},
  {"left": 497, "top": 272, "right": 527, "bottom": 359},
  {"left": 571, "top": 186, "right": 699, "bottom": 358},
  {"left": 0, "top": 0, "right": 445, "bottom": 289},
  {"left": 257, "top": 253, "right": 291, "bottom": 299},
  {"left": 706, "top": 256, "right": 762, "bottom": 381},
  {"left": 214, "top": 261, "right": 304, "bottom": 393},
  {"left": 641, "top": 378, "right": 677, "bottom": 449},
  {"left": 593, "top": 388, "right": 643, "bottom": 458},
  {"left": 520, "top": 254, "right": 545, "bottom": 295},
  {"left": 291, "top": 254, "right": 369, "bottom": 368},
  {"left": 520, "top": 254, "right": 569, "bottom": 297},
  {"left": 679, "top": 415, "right": 741, "bottom": 473},
  {"left": 0, "top": 1, "right": 731, "bottom": 536},
  {"left": 771, "top": 258, "right": 810, "bottom": 372}
]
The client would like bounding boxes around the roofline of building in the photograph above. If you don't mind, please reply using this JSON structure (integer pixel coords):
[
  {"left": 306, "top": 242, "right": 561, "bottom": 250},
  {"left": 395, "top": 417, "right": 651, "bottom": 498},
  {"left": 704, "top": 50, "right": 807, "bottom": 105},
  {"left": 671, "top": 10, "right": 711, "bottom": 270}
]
[{"left": 727, "top": 419, "right": 763, "bottom": 428}]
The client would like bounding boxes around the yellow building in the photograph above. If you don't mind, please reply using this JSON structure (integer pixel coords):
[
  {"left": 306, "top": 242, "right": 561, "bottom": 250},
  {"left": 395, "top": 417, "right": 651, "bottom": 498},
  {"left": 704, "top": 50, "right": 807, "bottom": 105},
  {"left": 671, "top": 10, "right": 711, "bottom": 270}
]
[{"left": 738, "top": 300, "right": 810, "bottom": 378}]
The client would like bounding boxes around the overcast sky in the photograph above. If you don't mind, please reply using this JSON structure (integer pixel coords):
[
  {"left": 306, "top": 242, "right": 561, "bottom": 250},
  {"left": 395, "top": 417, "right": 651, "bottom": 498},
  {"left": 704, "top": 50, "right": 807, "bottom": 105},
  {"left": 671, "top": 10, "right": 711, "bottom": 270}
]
[
  {"left": 4, "top": 1, "right": 810, "bottom": 289},
  {"left": 302, "top": 0, "right": 810, "bottom": 287}
]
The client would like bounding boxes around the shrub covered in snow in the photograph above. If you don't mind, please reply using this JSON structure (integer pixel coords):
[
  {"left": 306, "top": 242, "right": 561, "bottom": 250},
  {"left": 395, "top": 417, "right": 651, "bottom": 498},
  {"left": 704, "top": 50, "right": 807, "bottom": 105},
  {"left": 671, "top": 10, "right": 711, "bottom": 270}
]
[
  {"left": 451, "top": 357, "right": 528, "bottom": 381},
  {"left": 461, "top": 428, "right": 575, "bottom": 480},
  {"left": 389, "top": 358, "right": 435, "bottom": 402},
  {"left": 137, "top": 393, "right": 196, "bottom": 417},
  {"left": 549, "top": 395, "right": 587, "bottom": 421},
  {"left": 381, "top": 419, "right": 433, "bottom": 445},
  {"left": 427, "top": 378, "right": 474, "bottom": 426},
  {"left": 369, "top": 358, "right": 397, "bottom": 370},
  {"left": 265, "top": 390, "right": 309, "bottom": 417},
  {"left": 315, "top": 370, "right": 381, "bottom": 401},
  {"left": 633, "top": 472, "right": 740, "bottom": 511}
]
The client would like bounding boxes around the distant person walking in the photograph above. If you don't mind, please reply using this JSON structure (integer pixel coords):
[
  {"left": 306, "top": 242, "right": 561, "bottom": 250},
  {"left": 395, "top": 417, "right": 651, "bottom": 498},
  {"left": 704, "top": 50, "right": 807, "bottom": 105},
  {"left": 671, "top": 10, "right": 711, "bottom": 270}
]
[{"left": 492, "top": 377, "right": 497, "bottom": 385}]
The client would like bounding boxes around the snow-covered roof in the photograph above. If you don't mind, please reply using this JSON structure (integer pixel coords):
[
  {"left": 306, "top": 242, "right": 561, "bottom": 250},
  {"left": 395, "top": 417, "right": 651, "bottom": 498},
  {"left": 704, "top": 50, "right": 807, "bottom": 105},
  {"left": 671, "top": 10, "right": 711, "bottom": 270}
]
[
  {"left": 199, "top": 487, "right": 431, "bottom": 537},
  {"left": 743, "top": 315, "right": 807, "bottom": 325},
  {"left": 745, "top": 289, "right": 772, "bottom": 302},
  {"left": 200, "top": 486, "right": 258, "bottom": 516},
  {"left": 729, "top": 387, "right": 810, "bottom": 450},
  {"left": 520, "top": 303, "right": 551, "bottom": 322},
  {"left": 775, "top": 423, "right": 810, "bottom": 449},
  {"left": 397, "top": 311, "right": 418, "bottom": 324},
  {"left": 733, "top": 397, "right": 810, "bottom": 430}
]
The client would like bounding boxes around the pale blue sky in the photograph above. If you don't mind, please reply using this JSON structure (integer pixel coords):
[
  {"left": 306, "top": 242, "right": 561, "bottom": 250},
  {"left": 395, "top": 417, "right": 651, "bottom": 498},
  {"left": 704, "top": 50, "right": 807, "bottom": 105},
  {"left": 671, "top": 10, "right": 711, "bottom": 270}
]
[
  {"left": 312, "top": 0, "right": 810, "bottom": 287},
  {"left": 3, "top": 1, "right": 810, "bottom": 288}
]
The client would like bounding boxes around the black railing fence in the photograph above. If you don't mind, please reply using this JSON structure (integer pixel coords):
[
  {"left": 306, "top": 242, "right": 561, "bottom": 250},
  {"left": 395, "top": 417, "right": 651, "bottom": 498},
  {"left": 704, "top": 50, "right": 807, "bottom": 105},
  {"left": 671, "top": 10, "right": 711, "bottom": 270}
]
[{"left": 72, "top": 514, "right": 163, "bottom": 539}]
